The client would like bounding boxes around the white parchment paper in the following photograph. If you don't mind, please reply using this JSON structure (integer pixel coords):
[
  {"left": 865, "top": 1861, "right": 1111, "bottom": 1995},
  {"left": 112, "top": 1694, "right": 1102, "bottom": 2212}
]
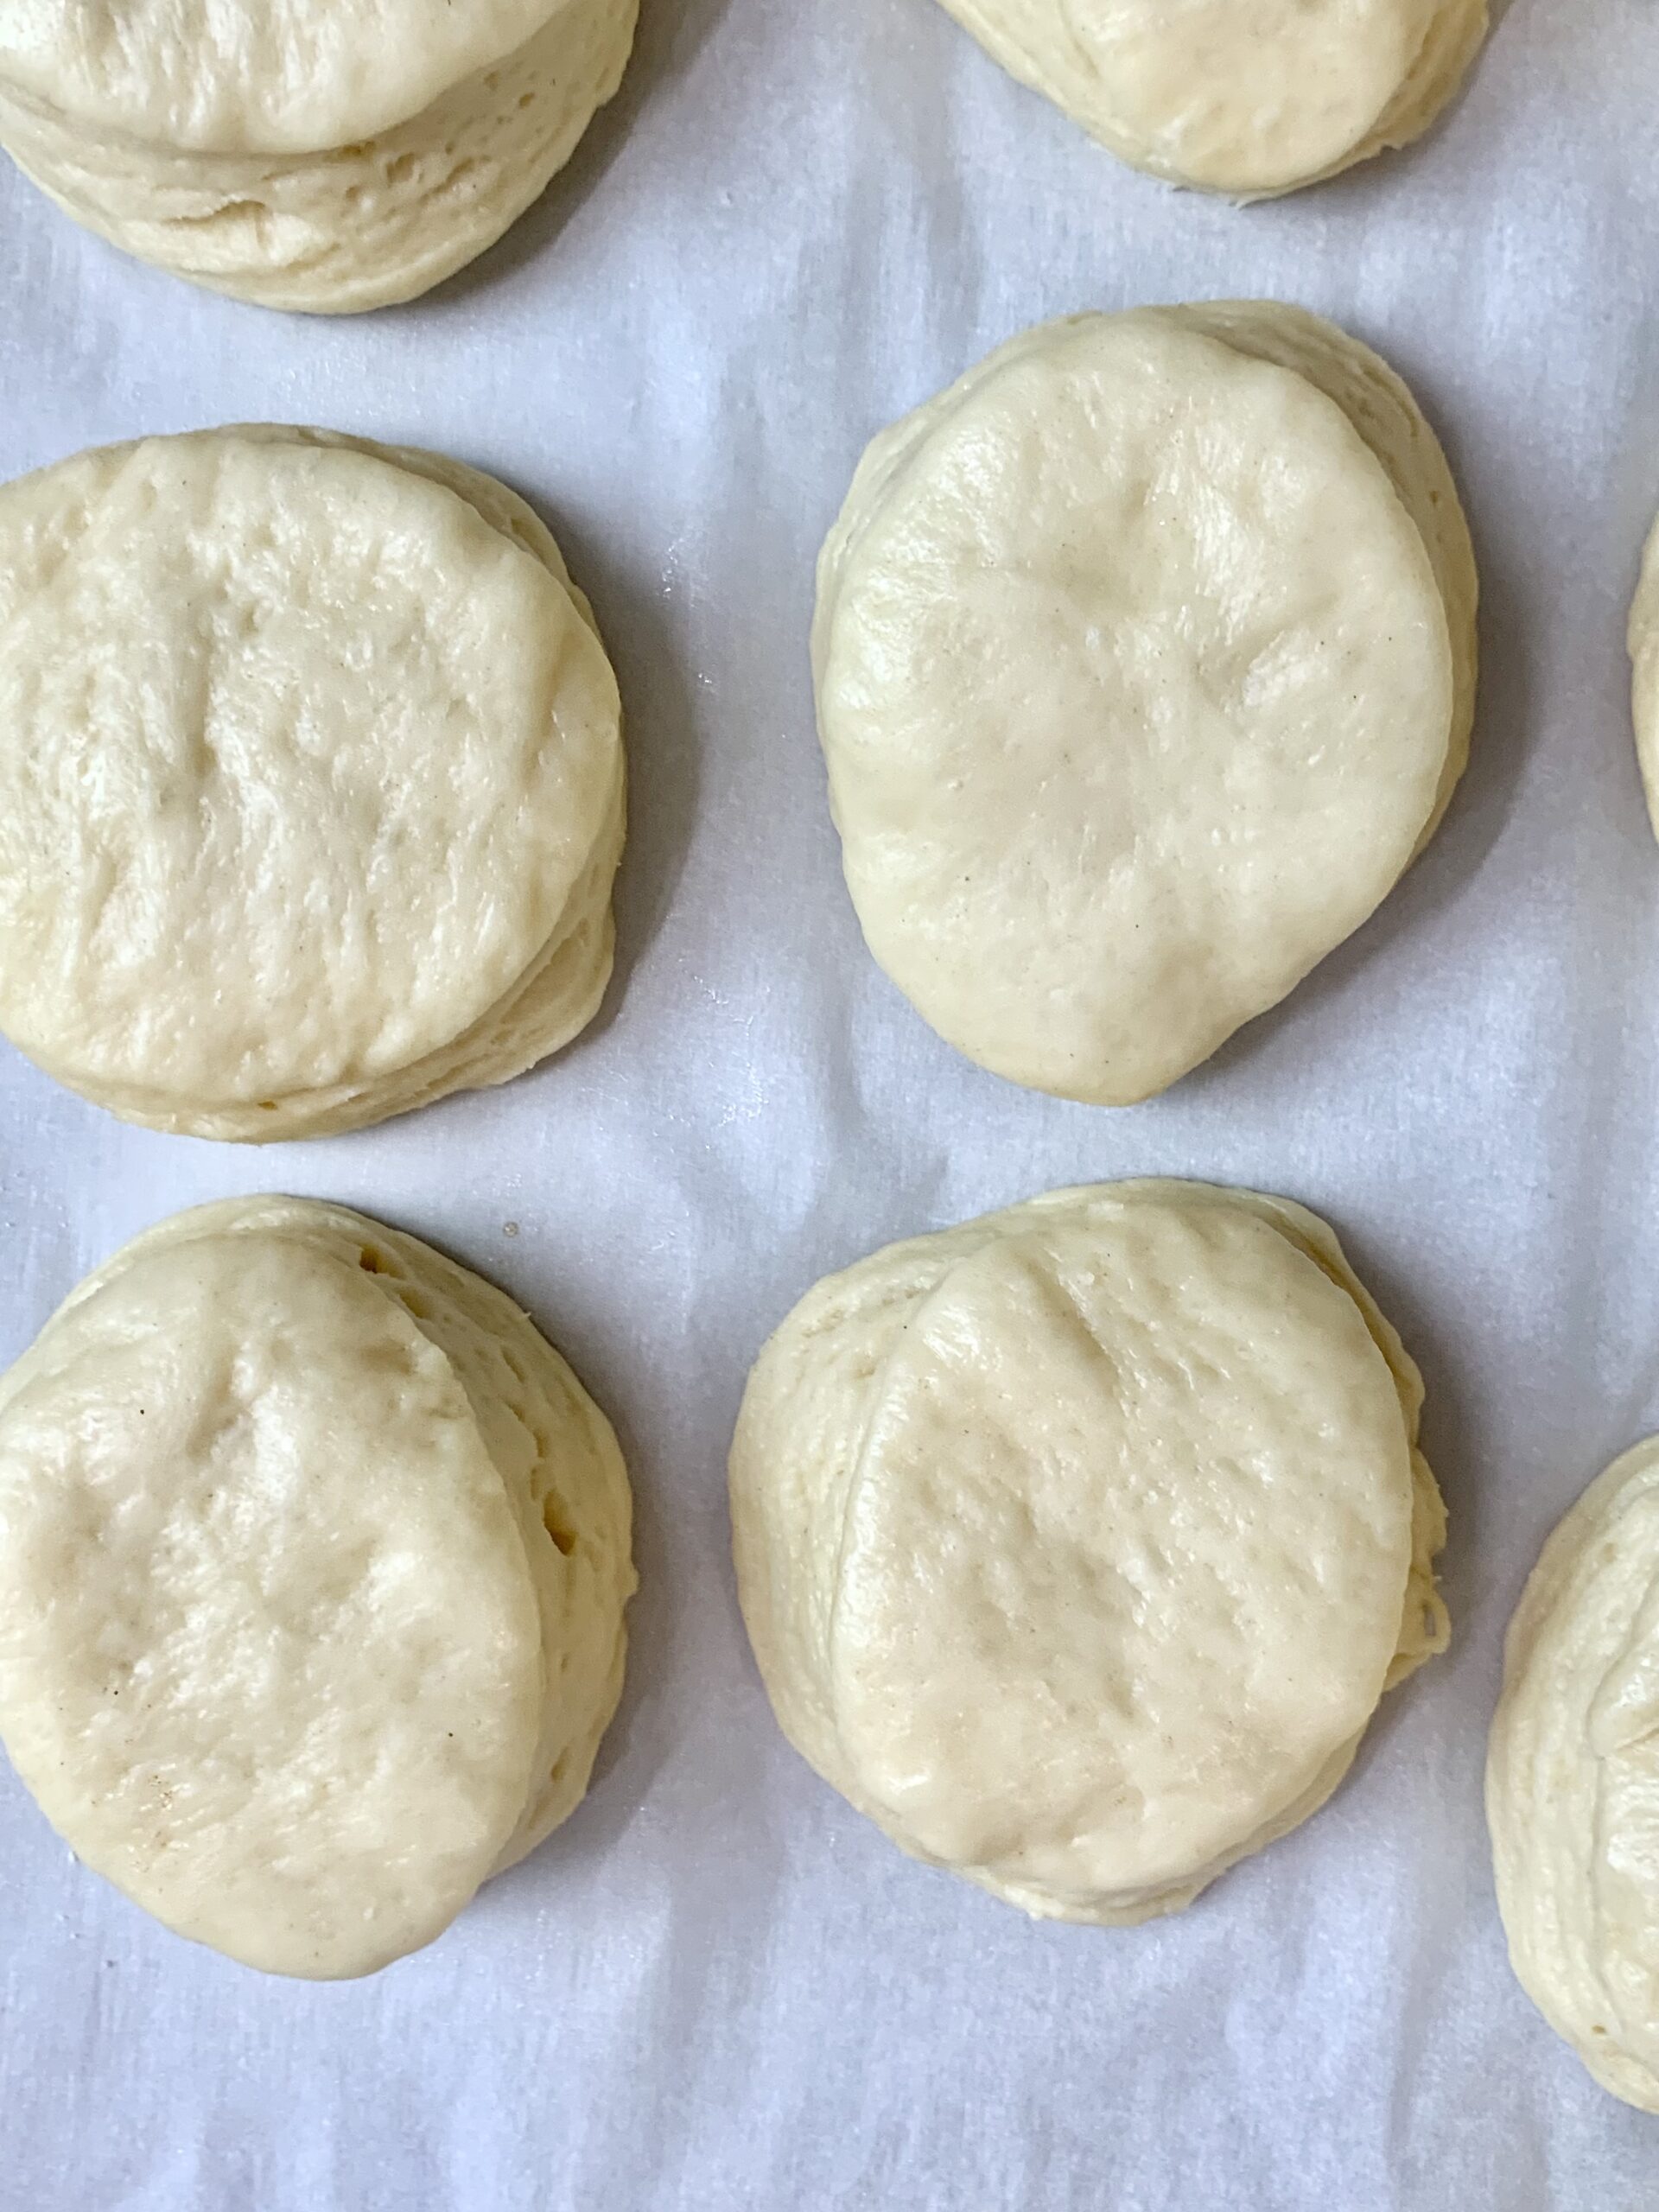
[{"left": 2, "top": 2, "right": 1656, "bottom": 2203}]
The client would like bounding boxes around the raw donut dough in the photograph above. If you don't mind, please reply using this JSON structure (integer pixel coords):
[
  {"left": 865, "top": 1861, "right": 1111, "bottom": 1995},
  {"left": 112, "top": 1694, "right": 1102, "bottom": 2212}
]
[
  {"left": 1625, "top": 518, "right": 1659, "bottom": 842},
  {"left": 1487, "top": 1440, "right": 1659, "bottom": 2111},
  {"left": 932, "top": 0, "right": 1488, "bottom": 198},
  {"left": 0, "top": 0, "right": 638, "bottom": 313},
  {"left": 730, "top": 1179, "right": 1448, "bottom": 1923},
  {"left": 814, "top": 302, "right": 1478, "bottom": 1105},
  {"left": 0, "top": 1197, "right": 635, "bottom": 1980},
  {"left": 0, "top": 425, "right": 626, "bottom": 1141}
]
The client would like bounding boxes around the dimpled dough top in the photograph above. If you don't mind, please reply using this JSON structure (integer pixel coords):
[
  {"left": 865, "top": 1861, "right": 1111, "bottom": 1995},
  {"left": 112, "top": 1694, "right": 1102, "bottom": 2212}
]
[
  {"left": 0, "top": 1220, "right": 543, "bottom": 1978},
  {"left": 935, "top": 0, "right": 1489, "bottom": 198},
  {"left": 0, "top": 0, "right": 559, "bottom": 151},
  {"left": 1487, "top": 1441, "right": 1659, "bottom": 2112},
  {"left": 0, "top": 1197, "right": 636, "bottom": 1979},
  {"left": 814, "top": 304, "right": 1475, "bottom": 1106},
  {"left": 730, "top": 1181, "right": 1449, "bottom": 1923},
  {"left": 0, "top": 427, "right": 625, "bottom": 1140}
]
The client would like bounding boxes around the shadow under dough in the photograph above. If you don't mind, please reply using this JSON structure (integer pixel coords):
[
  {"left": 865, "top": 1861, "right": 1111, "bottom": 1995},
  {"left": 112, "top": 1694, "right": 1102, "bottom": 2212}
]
[{"left": 416, "top": 0, "right": 737, "bottom": 313}]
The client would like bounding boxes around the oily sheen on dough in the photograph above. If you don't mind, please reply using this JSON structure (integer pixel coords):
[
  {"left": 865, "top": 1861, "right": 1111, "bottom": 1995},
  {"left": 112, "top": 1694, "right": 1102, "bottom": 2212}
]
[
  {"left": 0, "top": 1197, "right": 635, "bottom": 1980},
  {"left": 0, "top": 425, "right": 626, "bottom": 1141},
  {"left": 932, "top": 0, "right": 1488, "bottom": 199},
  {"left": 814, "top": 302, "right": 1478, "bottom": 1106},
  {"left": 1487, "top": 1440, "right": 1659, "bottom": 2110},
  {"left": 0, "top": 0, "right": 639, "bottom": 312},
  {"left": 730, "top": 1179, "right": 1449, "bottom": 1923}
]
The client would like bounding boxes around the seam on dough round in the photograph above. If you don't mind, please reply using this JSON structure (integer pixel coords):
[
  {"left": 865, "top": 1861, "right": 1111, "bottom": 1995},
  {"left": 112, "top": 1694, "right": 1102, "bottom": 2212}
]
[
  {"left": 730, "top": 1179, "right": 1449, "bottom": 1925},
  {"left": 813, "top": 302, "right": 1478, "bottom": 1106},
  {"left": 1486, "top": 1439, "right": 1659, "bottom": 2111},
  {"left": 931, "top": 0, "right": 1489, "bottom": 200},
  {"left": 0, "top": 1198, "right": 635, "bottom": 1980},
  {"left": 0, "top": 425, "right": 626, "bottom": 1141},
  {"left": 0, "top": 0, "right": 639, "bottom": 312}
]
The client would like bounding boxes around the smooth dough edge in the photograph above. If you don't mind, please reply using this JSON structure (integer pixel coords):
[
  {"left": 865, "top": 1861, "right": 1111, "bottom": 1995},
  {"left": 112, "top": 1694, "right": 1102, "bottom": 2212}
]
[
  {"left": 1626, "top": 519, "right": 1659, "bottom": 845},
  {"left": 1486, "top": 1440, "right": 1659, "bottom": 2111}
]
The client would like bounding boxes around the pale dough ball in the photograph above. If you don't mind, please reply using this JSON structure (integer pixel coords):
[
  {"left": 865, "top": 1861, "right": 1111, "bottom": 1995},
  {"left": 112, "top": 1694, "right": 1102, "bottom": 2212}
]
[
  {"left": 0, "top": 0, "right": 638, "bottom": 312},
  {"left": 1487, "top": 1440, "right": 1659, "bottom": 2111},
  {"left": 933, "top": 0, "right": 1488, "bottom": 198},
  {"left": 730, "top": 1180, "right": 1448, "bottom": 1923},
  {"left": 815, "top": 303, "right": 1478, "bottom": 1105},
  {"left": 0, "top": 1197, "right": 635, "bottom": 1979},
  {"left": 0, "top": 425, "right": 626, "bottom": 1141}
]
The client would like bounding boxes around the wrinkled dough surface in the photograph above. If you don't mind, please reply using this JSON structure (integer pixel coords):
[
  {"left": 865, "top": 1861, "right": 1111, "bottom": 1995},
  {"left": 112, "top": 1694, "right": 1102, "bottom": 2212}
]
[
  {"left": 0, "top": 427, "right": 625, "bottom": 1139},
  {"left": 730, "top": 1180, "right": 1448, "bottom": 1923},
  {"left": 1487, "top": 1440, "right": 1659, "bottom": 2111},
  {"left": 934, "top": 0, "right": 1488, "bottom": 197},
  {"left": 0, "top": 0, "right": 639, "bottom": 313},
  {"left": 815, "top": 304, "right": 1475, "bottom": 1105},
  {"left": 0, "top": 1198, "right": 634, "bottom": 1979}
]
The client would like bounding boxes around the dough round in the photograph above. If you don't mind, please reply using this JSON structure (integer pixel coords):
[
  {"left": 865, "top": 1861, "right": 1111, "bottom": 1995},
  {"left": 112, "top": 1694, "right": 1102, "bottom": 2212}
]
[
  {"left": 1626, "top": 519, "right": 1659, "bottom": 843},
  {"left": 730, "top": 1179, "right": 1448, "bottom": 1923},
  {"left": 933, "top": 0, "right": 1488, "bottom": 198},
  {"left": 0, "top": 0, "right": 638, "bottom": 312},
  {"left": 0, "top": 426, "right": 626, "bottom": 1141},
  {"left": 0, "top": 1197, "right": 635, "bottom": 1979},
  {"left": 1487, "top": 1440, "right": 1659, "bottom": 2111},
  {"left": 814, "top": 303, "right": 1478, "bottom": 1105}
]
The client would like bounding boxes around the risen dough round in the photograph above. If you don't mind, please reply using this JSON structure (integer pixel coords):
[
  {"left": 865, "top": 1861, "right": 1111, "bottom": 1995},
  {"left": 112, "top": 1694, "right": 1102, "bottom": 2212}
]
[
  {"left": 1487, "top": 1440, "right": 1659, "bottom": 2111},
  {"left": 0, "top": 1197, "right": 635, "bottom": 1980},
  {"left": 0, "top": 425, "right": 626, "bottom": 1141},
  {"left": 933, "top": 0, "right": 1488, "bottom": 198},
  {"left": 815, "top": 302, "right": 1478, "bottom": 1105},
  {"left": 0, "top": 0, "right": 638, "bottom": 312},
  {"left": 730, "top": 1180, "right": 1448, "bottom": 1923}
]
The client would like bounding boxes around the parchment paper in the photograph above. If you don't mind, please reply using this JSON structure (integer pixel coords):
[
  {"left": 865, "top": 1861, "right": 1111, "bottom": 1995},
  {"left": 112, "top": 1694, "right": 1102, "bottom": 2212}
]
[{"left": 2, "top": 3, "right": 1656, "bottom": 2203}]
